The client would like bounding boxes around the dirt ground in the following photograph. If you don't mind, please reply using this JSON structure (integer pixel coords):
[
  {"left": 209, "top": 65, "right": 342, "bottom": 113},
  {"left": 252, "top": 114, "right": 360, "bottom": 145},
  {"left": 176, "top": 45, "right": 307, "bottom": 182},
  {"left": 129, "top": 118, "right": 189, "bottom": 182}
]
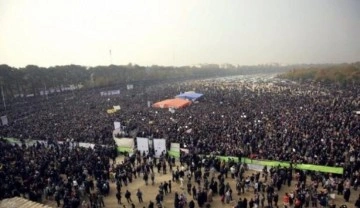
[{"left": 41, "top": 156, "right": 359, "bottom": 208}]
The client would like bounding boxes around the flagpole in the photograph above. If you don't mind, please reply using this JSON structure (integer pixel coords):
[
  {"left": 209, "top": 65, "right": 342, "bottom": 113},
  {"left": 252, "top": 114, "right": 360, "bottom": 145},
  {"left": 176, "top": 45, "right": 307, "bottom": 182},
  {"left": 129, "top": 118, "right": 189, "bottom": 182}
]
[
  {"left": 109, "top": 49, "right": 113, "bottom": 65},
  {"left": 1, "top": 85, "right": 6, "bottom": 110},
  {"left": 44, "top": 83, "right": 48, "bottom": 100}
]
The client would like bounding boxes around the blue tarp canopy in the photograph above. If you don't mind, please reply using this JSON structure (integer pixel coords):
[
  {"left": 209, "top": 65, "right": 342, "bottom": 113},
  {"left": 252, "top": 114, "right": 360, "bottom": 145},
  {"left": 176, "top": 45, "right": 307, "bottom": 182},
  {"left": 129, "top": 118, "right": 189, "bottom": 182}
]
[{"left": 175, "top": 91, "right": 203, "bottom": 101}]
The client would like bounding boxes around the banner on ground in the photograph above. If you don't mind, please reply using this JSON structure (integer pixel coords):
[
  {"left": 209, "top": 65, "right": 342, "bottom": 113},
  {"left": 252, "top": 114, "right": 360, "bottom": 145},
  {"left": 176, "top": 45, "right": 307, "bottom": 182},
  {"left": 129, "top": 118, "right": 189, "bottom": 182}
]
[
  {"left": 153, "top": 138, "right": 166, "bottom": 158},
  {"left": 114, "top": 137, "right": 134, "bottom": 153},
  {"left": 1, "top": 116, "right": 8, "bottom": 126},
  {"left": 136, "top": 137, "right": 149, "bottom": 154},
  {"left": 168, "top": 143, "right": 180, "bottom": 158}
]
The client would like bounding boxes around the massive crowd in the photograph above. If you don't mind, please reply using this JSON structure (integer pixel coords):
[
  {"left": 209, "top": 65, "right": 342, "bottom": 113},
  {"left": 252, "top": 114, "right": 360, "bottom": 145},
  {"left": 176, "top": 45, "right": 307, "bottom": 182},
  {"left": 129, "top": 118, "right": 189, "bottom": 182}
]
[
  {"left": 0, "top": 75, "right": 359, "bottom": 207},
  {"left": 0, "top": 138, "right": 115, "bottom": 207}
]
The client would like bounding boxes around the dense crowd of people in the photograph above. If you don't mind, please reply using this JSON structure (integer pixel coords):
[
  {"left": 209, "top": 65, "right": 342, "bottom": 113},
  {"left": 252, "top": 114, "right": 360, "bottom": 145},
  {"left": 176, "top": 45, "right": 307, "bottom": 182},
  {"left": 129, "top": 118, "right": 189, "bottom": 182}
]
[
  {"left": 2, "top": 77, "right": 359, "bottom": 166},
  {"left": 0, "top": 138, "right": 115, "bottom": 207},
  {"left": 0, "top": 75, "right": 359, "bottom": 207}
]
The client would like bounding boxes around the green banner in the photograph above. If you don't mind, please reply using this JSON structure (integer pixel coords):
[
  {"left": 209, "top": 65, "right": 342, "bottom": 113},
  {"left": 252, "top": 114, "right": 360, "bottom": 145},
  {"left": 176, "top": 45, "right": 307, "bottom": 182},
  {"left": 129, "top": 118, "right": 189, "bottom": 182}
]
[
  {"left": 213, "top": 156, "right": 343, "bottom": 174},
  {"left": 242, "top": 158, "right": 343, "bottom": 174},
  {"left": 169, "top": 143, "right": 180, "bottom": 158},
  {"left": 216, "top": 156, "right": 239, "bottom": 163},
  {"left": 117, "top": 146, "right": 133, "bottom": 153},
  {"left": 168, "top": 150, "right": 180, "bottom": 158},
  {"left": 294, "top": 163, "right": 343, "bottom": 174},
  {"left": 4, "top": 138, "right": 19, "bottom": 144}
]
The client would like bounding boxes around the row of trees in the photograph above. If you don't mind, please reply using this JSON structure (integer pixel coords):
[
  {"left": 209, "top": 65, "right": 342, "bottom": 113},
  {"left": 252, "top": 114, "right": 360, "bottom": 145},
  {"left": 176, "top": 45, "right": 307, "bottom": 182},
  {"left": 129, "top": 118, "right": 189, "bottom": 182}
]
[
  {"left": 278, "top": 62, "right": 360, "bottom": 85},
  {"left": 1, "top": 62, "right": 358, "bottom": 102},
  {"left": 0, "top": 63, "right": 290, "bottom": 102},
  {"left": 0, "top": 65, "right": 88, "bottom": 99},
  {"left": 1, "top": 61, "right": 358, "bottom": 110}
]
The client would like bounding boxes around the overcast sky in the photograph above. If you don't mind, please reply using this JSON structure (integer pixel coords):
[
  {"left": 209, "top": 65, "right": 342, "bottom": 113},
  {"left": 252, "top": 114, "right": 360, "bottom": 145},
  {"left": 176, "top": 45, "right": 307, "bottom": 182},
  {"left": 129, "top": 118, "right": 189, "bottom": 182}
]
[{"left": 1, "top": 0, "right": 359, "bottom": 68}]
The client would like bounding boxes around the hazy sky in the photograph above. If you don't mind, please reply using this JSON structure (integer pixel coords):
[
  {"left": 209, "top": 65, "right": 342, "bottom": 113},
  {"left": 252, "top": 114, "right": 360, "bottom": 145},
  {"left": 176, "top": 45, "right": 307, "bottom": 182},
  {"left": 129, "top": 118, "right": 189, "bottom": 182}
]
[{"left": 1, "top": 0, "right": 359, "bottom": 68}]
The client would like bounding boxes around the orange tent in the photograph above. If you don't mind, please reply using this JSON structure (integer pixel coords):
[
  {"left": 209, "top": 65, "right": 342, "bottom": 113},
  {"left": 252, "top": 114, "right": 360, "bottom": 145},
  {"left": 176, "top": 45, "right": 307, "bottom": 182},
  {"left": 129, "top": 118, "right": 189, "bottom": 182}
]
[{"left": 152, "top": 98, "right": 191, "bottom": 109}]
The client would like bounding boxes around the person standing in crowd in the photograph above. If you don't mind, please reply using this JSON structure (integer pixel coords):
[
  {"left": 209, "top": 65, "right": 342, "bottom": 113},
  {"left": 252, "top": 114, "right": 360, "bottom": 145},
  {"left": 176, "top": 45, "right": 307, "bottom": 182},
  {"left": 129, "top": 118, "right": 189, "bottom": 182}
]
[
  {"left": 151, "top": 172, "right": 155, "bottom": 185},
  {"left": 137, "top": 188, "right": 144, "bottom": 203},
  {"left": 163, "top": 181, "right": 169, "bottom": 194},
  {"left": 148, "top": 200, "right": 155, "bottom": 208},
  {"left": 144, "top": 172, "right": 149, "bottom": 185},
  {"left": 273, "top": 191, "right": 279, "bottom": 207},
  {"left": 98, "top": 192, "right": 105, "bottom": 208},
  {"left": 168, "top": 180, "right": 172, "bottom": 193},
  {"left": 125, "top": 190, "right": 132, "bottom": 203},
  {"left": 355, "top": 194, "right": 360, "bottom": 208},
  {"left": 344, "top": 185, "right": 351, "bottom": 202},
  {"left": 116, "top": 191, "right": 122, "bottom": 205},
  {"left": 283, "top": 193, "right": 290, "bottom": 208}
]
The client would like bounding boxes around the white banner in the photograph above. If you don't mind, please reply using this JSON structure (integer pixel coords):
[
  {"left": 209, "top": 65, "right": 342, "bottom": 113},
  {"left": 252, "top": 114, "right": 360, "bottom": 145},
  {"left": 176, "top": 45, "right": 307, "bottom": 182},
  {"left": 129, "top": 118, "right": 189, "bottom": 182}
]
[
  {"left": 153, "top": 138, "right": 166, "bottom": 158},
  {"left": 127, "top": 84, "right": 134, "bottom": 90},
  {"left": 136, "top": 137, "right": 149, "bottom": 154},
  {"left": 114, "top": 138, "right": 134, "bottom": 147},
  {"left": 248, "top": 164, "right": 264, "bottom": 172},
  {"left": 113, "top": 105, "right": 121, "bottom": 111},
  {"left": 79, "top": 143, "right": 95, "bottom": 149},
  {"left": 114, "top": 121, "right": 121, "bottom": 130},
  {"left": 100, "top": 90, "right": 121, "bottom": 96},
  {"left": 1, "top": 116, "right": 8, "bottom": 126},
  {"left": 111, "top": 90, "right": 121, "bottom": 95}
]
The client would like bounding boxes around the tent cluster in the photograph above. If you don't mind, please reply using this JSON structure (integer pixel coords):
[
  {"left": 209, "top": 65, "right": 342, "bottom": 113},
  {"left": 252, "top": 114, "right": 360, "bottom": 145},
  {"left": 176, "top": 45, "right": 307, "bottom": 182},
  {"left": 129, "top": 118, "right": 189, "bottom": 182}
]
[
  {"left": 152, "top": 91, "right": 203, "bottom": 109},
  {"left": 175, "top": 91, "right": 203, "bottom": 101}
]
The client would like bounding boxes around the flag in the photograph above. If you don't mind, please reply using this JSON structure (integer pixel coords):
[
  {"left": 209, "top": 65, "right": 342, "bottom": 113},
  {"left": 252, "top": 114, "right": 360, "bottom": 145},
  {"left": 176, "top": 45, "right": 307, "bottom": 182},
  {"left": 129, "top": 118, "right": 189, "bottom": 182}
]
[{"left": 180, "top": 148, "right": 189, "bottom": 154}]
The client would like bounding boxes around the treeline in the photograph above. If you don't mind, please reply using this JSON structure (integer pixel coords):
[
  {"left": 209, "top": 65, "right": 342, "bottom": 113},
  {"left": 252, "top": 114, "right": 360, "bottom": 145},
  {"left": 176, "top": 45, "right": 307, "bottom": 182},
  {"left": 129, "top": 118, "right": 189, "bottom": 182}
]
[
  {"left": 0, "top": 63, "right": 288, "bottom": 101},
  {"left": 279, "top": 62, "right": 360, "bottom": 85}
]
